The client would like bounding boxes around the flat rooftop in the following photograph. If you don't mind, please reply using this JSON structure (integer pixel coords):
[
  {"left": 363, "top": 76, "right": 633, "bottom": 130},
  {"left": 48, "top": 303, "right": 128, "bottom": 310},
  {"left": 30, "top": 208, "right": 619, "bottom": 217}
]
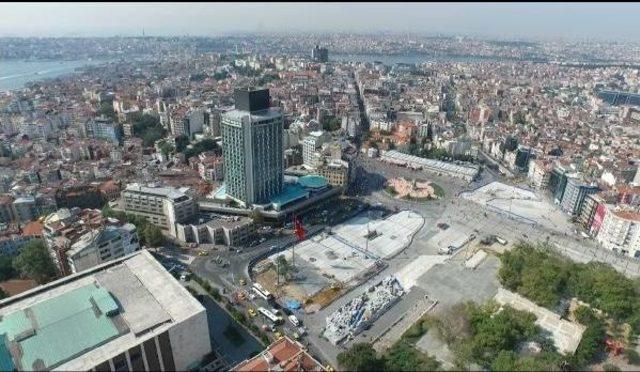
[
  {"left": 124, "top": 183, "right": 190, "bottom": 201},
  {"left": 223, "top": 108, "right": 282, "bottom": 123},
  {"left": 381, "top": 150, "right": 479, "bottom": 177},
  {"left": 0, "top": 250, "right": 205, "bottom": 371}
]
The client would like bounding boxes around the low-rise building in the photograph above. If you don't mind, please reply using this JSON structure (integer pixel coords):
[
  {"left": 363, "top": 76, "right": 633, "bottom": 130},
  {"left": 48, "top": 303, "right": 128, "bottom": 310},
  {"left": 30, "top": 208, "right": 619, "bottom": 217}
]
[
  {"left": 233, "top": 336, "right": 326, "bottom": 371},
  {"left": 316, "top": 159, "right": 350, "bottom": 188},
  {"left": 43, "top": 208, "right": 130, "bottom": 276},
  {"left": 596, "top": 206, "right": 640, "bottom": 258},
  {"left": 123, "top": 184, "right": 197, "bottom": 237},
  {"left": 66, "top": 223, "right": 140, "bottom": 274},
  {"left": 85, "top": 116, "right": 121, "bottom": 143},
  {"left": 176, "top": 215, "right": 254, "bottom": 247}
]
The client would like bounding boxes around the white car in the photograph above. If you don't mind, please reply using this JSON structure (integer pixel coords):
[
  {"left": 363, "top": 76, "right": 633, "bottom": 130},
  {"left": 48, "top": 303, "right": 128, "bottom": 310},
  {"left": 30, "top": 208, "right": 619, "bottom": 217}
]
[{"left": 288, "top": 315, "right": 300, "bottom": 327}]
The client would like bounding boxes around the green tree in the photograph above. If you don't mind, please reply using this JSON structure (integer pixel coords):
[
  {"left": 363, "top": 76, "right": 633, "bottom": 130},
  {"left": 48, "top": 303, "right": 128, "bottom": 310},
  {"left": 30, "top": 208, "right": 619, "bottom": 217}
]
[
  {"left": 99, "top": 101, "right": 117, "bottom": 121},
  {"left": 250, "top": 209, "right": 264, "bottom": 225},
  {"left": 184, "top": 138, "right": 219, "bottom": 159},
  {"left": 157, "top": 140, "right": 175, "bottom": 157},
  {"left": 174, "top": 135, "right": 190, "bottom": 152},
  {"left": 131, "top": 113, "right": 166, "bottom": 147},
  {"left": 385, "top": 340, "right": 440, "bottom": 371},
  {"left": 0, "top": 287, "right": 7, "bottom": 300},
  {"left": 143, "top": 225, "right": 165, "bottom": 247},
  {"left": 276, "top": 255, "right": 291, "bottom": 283},
  {"left": 14, "top": 240, "right": 57, "bottom": 284},
  {"left": 337, "top": 343, "right": 385, "bottom": 371},
  {"left": 0, "top": 254, "right": 16, "bottom": 281},
  {"left": 626, "top": 349, "right": 640, "bottom": 366},
  {"left": 491, "top": 350, "right": 519, "bottom": 371}
]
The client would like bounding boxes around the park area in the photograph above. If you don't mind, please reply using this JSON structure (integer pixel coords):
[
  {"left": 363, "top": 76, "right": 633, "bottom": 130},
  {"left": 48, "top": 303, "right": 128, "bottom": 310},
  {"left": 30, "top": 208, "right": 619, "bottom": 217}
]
[
  {"left": 336, "top": 241, "right": 640, "bottom": 371},
  {"left": 385, "top": 177, "right": 445, "bottom": 201}
]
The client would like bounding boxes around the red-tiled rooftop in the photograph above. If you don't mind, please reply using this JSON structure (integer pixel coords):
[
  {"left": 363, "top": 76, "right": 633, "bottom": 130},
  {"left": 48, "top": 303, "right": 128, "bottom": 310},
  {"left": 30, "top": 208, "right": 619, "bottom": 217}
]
[
  {"left": 233, "top": 337, "right": 326, "bottom": 372},
  {"left": 0, "top": 279, "right": 38, "bottom": 297},
  {"left": 22, "top": 221, "right": 44, "bottom": 237}
]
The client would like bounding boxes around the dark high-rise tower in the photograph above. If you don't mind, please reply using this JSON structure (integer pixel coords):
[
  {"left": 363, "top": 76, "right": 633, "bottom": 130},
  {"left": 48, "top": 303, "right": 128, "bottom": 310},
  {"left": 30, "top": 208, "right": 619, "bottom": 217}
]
[{"left": 221, "top": 89, "right": 284, "bottom": 206}]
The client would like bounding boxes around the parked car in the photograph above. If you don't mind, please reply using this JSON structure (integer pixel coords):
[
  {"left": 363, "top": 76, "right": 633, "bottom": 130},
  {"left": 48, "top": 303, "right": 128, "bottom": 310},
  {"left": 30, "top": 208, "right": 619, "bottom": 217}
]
[{"left": 288, "top": 315, "right": 300, "bottom": 327}]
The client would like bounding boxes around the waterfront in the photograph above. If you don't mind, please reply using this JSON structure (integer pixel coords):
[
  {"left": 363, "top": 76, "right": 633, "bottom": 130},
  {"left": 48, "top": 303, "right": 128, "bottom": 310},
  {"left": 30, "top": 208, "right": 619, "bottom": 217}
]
[
  {"left": 0, "top": 59, "right": 111, "bottom": 91},
  {"left": 331, "top": 53, "right": 536, "bottom": 64}
]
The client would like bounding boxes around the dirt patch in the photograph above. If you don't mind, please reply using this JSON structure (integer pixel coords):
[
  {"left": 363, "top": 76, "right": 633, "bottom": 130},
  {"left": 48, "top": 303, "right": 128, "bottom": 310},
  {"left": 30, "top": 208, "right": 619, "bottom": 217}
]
[
  {"left": 254, "top": 266, "right": 316, "bottom": 303},
  {"left": 307, "top": 284, "right": 344, "bottom": 310}
]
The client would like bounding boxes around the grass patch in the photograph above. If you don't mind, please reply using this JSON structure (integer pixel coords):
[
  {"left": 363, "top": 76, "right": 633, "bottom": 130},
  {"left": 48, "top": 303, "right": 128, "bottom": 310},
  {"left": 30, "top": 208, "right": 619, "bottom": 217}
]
[
  {"left": 431, "top": 183, "right": 445, "bottom": 198},
  {"left": 385, "top": 186, "right": 398, "bottom": 195}
]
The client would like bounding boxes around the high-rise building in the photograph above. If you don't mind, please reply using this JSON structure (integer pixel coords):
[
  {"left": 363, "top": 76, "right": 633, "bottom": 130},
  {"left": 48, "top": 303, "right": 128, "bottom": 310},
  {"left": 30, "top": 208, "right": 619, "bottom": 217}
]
[
  {"left": 221, "top": 89, "right": 284, "bottom": 206},
  {"left": 560, "top": 176, "right": 599, "bottom": 216},
  {"left": 311, "top": 45, "right": 329, "bottom": 63},
  {"left": 0, "top": 250, "right": 212, "bottom": 371}
]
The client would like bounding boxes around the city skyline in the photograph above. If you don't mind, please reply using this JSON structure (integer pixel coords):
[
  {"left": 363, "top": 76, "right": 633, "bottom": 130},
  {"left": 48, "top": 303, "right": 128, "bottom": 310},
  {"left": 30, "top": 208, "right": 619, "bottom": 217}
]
[{"left": 2, "top": 2, "right": 640, "bottom": 42}]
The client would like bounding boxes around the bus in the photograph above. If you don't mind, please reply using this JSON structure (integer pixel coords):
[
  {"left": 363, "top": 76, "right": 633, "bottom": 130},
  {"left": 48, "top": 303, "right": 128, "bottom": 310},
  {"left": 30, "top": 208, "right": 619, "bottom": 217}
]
[
  {"left": 252, "top": 283, "right": 274, "bottom": 302},
  {"left": 258, "top": 307, "right": 283, "bottom": 324}
]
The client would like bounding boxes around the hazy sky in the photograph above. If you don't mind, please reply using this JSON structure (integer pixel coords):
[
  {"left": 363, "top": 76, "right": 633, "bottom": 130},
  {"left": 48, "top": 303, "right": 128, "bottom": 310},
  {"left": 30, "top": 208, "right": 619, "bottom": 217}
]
[{"left": 2, "top": 2, "right": 640, "bottom": 41}]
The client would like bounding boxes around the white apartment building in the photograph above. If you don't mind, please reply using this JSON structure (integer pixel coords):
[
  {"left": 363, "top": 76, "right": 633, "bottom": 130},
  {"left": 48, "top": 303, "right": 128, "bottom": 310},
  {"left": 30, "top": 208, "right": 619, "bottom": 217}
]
[
  {"left": 123, "top": 184, "right": 197, "bottom": 237},
  {"left": 596, "top": 207, "right": 640, "bottom": 258},
  {"left": 302, "top": 130, "right": 330, "bottom": 168},
  {"left": 67, "top": 223, "right": 140, "bottom": 274},
  {"left": 528, "top": 159, "right": 552, "bottom": 189}
]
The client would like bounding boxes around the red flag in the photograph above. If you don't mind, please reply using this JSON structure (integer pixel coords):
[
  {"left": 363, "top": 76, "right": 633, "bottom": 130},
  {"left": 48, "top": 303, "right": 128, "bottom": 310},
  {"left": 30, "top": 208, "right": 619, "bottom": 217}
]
[{"left": 294, "top": 216, "right": 306, "bottom": 240}]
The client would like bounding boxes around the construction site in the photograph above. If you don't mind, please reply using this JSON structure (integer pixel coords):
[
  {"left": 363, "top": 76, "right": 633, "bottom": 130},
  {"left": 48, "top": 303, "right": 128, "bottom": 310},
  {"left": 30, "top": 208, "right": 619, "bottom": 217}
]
[
  {"left": 324, "top": 276, "right": 405, "bottom": 345},
  {"left": 252, "top": 210, "right": 423, "bottom": 309}
]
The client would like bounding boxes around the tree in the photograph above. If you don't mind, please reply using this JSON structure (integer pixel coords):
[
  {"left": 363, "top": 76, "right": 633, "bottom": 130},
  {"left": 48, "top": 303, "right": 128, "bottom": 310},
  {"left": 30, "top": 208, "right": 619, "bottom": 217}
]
[
  {"left": 157, "top": 140, "right": 175, "bottom": 157},
  {"left": 0, "top": 254, "right": 16, "bottom": 281},
  {"left": 184, "top": 138, "right": 219, "bottom": 159},
  {"left": 0, "top": 287, "right": 7, "bottom": 300},
  {"left": 385, "top": 340, "right": 440, "bottom": 371},
  {"left": 99, "top": 101, "right": 117, "bottom": 121},
  {"left": 175, "top": 135, "right": 190, "bottom": 153},
  {"left": 143, "top": 225, "right": 165, "bottom": 248},
  {"left": 250, "top": 209, "right": 264, "bottom": 225},
  {"left": 132, "top": 114, "right": 166, "bottom": 147},
  {"left": 276, "top": 255, "right": 291, "bottom": 283},
  {"left": 337, "top": 343, "right": 385, "bottom": 371},
  {"left": 14, "top": 240, "right": 57, "bottom": 284}
]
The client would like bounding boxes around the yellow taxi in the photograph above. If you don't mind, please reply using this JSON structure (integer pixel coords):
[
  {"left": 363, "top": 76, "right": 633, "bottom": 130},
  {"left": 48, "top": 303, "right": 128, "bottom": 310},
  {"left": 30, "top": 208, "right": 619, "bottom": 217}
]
[{"left": 248, "top": 308, "right": 257, "bottom": 317}]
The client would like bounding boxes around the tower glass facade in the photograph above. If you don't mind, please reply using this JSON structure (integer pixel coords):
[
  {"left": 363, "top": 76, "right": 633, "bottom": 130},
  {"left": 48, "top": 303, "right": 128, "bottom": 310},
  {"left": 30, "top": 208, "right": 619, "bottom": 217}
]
[{"left": 222, "top": 89, "right": 284, "bottom": 206}]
